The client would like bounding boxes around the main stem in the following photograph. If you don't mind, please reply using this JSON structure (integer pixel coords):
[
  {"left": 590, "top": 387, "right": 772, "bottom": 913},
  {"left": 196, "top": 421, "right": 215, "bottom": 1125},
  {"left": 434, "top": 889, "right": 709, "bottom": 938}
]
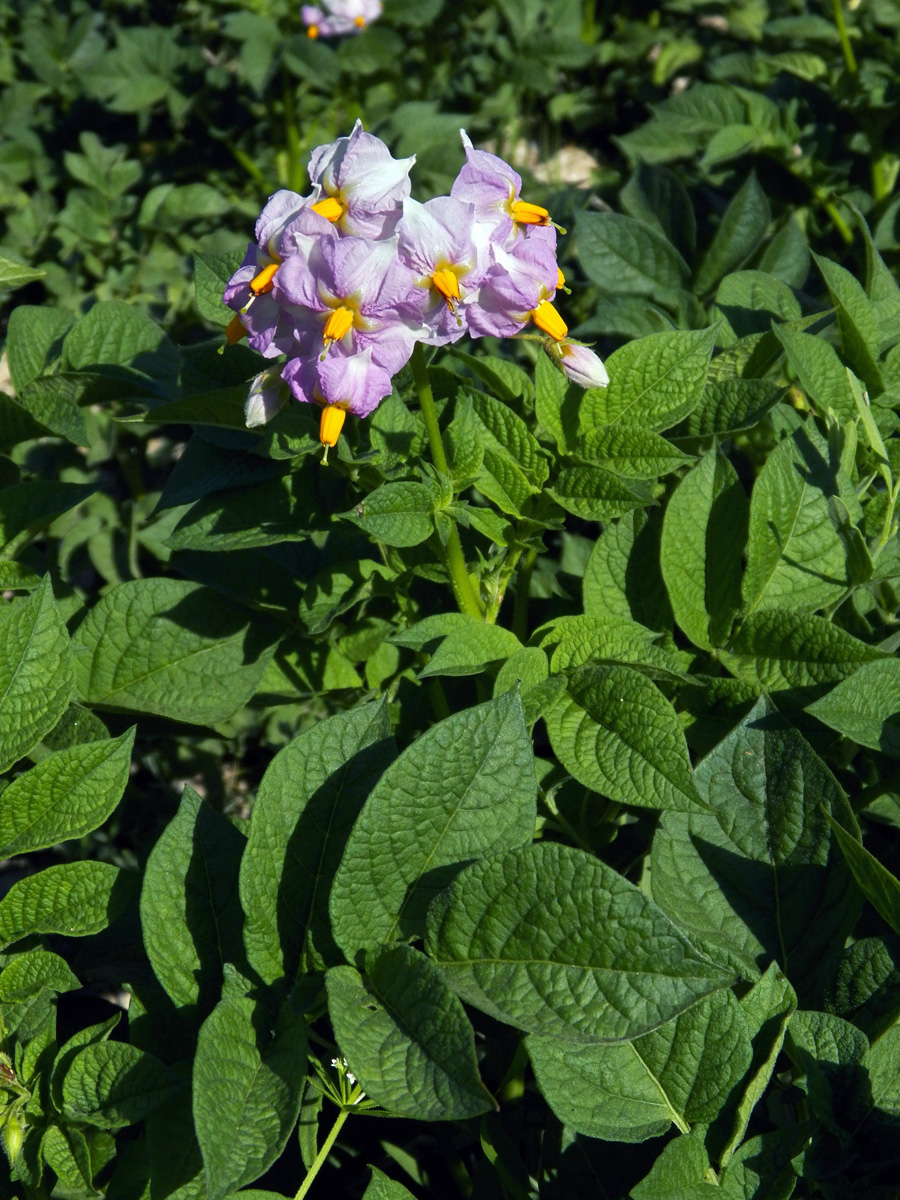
[
  {"left": 294, "top": 1107, "right": 350, "bottom": 1200},
  {"left": 832, "top": 0, "right": 858, "bottom": 74},
  {"left": 410, "top": 344, "right": 484, "bottom": 619}
]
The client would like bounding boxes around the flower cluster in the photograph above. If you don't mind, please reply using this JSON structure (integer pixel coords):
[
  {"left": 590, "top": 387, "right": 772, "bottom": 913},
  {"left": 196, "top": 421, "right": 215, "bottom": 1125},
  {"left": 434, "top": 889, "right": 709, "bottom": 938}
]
[
  {"left": 302, "top": 0, "right": 382, "bottom": 39},
  {"left": 224, "top": 122, "right": 608, "bottom": 454}
]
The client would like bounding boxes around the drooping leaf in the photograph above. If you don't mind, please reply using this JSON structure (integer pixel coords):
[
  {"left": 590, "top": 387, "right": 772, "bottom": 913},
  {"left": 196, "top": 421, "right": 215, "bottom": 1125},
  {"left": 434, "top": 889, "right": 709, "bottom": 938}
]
[
  {"left": 193, "top": 979, "right": 308, "bottom": 1200},
  {"left": 426, "top": 841, "right": 734, "bottom": 1043},
  {"left": 326, "top": 944, "right": 493, "bottom": 1120},
  {"left": 722, "top": 610, "right": 883, "bottom": 690},
  {"left": 824, "top": 813, "right": 900, "bottom": 935},
  {"left": 240, "top": 700, "right": 396, "bottom": 982},
  {"left": 651, "top": 698, "right": 860, "bottom": 994},
  {"left": 660, "top": 449, "right": 747, "bottom": 650},
  {"left": 0, "top": 577, "right": 74, "bottom": 774},
  {"left": 141, "top": 784, "right": 248, "bottom": 1012}
]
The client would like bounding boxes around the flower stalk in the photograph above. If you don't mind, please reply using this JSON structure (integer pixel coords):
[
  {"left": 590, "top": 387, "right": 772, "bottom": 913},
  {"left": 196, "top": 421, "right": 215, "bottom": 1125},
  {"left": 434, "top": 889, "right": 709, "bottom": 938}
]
[{"left": 410, "top": 343, "right": 484, "bottom": 619}]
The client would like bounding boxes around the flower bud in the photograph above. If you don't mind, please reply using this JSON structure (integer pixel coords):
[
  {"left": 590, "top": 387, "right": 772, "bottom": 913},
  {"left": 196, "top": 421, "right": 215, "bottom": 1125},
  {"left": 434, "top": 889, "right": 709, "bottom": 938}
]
[
  {"left": 1, "top": 1113, "right": 23, "bottom": 1164},
  {"left": 550, "top": 340, "right": 609, "bottom": 389},
  {"left": 245, "top": 370, "right": 289, "bottom": 429}
]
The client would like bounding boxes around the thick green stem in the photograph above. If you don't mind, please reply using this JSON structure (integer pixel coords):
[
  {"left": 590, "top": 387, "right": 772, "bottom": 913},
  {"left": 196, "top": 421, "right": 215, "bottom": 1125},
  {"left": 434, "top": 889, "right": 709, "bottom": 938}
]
[
  {"left": 410, "top": 344, "right": 484, "bottom": 619},
  {"left": 832, "top": 0, "right": 858, "bottom": 74},
  {"left": 294, "top": 1107, "right": 351, "bottom": 1200}
]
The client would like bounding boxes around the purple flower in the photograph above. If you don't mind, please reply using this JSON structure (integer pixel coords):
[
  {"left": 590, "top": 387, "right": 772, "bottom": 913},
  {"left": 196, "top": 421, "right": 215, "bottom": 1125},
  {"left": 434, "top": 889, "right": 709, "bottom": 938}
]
[
  {"left": 451, "top": 130, "right": 553, "bottom": 244},
  {"left": 302, "top": 0, "right": 382, "bottom": 38},
  {"left": 306, "top": 120, "right": 414, "bottom": 238},
  {"left": 467, "top": 225, "right": 565, "bottom": 341},
  {"left": 224, "top": 207, "right": 337, "bottom": 359},
  {"left": 282, "top": 345, "right": 394, "bottom": 461},
  {"left": 276, "top": 233, "right": 423, "bottom": 374},
  {"left": 395, "top": 196, "right": 487, "bottom": 345},
  {"left": 549, "top": 340, "right": 609, "bottom": 389}
]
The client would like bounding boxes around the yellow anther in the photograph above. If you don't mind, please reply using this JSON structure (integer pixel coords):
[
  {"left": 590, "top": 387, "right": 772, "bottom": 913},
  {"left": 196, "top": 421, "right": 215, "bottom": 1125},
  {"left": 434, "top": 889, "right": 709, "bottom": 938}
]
[
  {"left": 432, "top": 268, "right": 460, "bottom": 304},
  {"left": 510, "top": 199, "right": 550, "bottom": 226},
  {"left": 249, "top": 262, "right": 279, "bottom": 296},
  {"left": 307, "top": 24, "right": 319, "bottom": 38},
  {"left": 354, "top": 14, "right": 366, "bottom": 25},
  {"left": 312, "top": 196, "right": 344, "bottom": 223},
  {"left": 532, "top": 300, "right": 568, "bottom": 341},
  {"left": 225, "top": 314, "right": 247, "bottom": 345},
  {"left": 557, "top": 268, "right": 565, "bottom": 289},
  {"left": 323, "top": 306, "right": 354, "bottom": 344},
  {"left": 319, "top": 405, "right": 347, "bottom": 461}
]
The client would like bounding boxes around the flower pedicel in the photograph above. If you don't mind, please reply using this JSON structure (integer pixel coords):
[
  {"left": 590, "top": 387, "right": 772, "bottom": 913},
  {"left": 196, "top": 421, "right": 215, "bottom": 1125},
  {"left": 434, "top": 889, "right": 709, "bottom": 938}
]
[{"left": 224, "top": 123, "right": 608, "bottom": 459}]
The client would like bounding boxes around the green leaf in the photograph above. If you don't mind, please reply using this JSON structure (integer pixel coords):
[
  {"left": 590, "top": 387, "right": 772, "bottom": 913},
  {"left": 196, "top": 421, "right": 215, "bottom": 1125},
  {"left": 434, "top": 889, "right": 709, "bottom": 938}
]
[
  {"left": 630, "top": 1129, "right": 717, "bottom": 1198},
  {"left": 0, "top": 861, "right": 138, "bottom": 951},
  {"left": 775, "top": 324, "right": 856, "bottom": 421},
  {"left": 546, "top": 665, "right": 699, "bottom": 811},
  {"left": 742, "top": 425, "right": 855, "bottom": 614},
  {"left": 416, "top": 620, "right": 522, "bottom": 678},
  {"left": 717, "top": 964, "right": 797, "bottom": 1167},
  {"left": 194, "top": 251, "right": 245, "bottom": 326},
  {"left": 240, "top": 701, "right": 396, "bottom": 983},
  {"left": 722, "top": 610, "right": 883, "bottom": 690},
  {"left": 714, "top": 270, "right": 801, "bottom": 339},
  {"left": 719, "top": 1128, "right": 805, "bottom": 1200},
  {"left": 60, "top": 1042, "right": 176, "bottom": 1128},
  {"left": 326, "top": 944, "right": 493, "bottom": 1120},
  {"left": 824, "top": 813, "right": 900, "bottom": 935},
  {"left": 362, "top": 1167, "right": 418, "bottom": 1200},
  {"left": 426, "top": 841, "right": 734, "bottom": 1042},
  {"left": 0, "top": 251, "right": 46, "bottom": 290},
  {"left": 167, "top": 473, "right": 333, "bottom": 552},
  {"left": 0, "top": 949, "right": 80, "bottom": 1002},
  {"left": 547, "top": 465, "right": 652, "bottom": 521},
  {"left": 620, "top": 162, "right": 697, "bottom": 260},
  {"left": 685, "top": 376, "right": 783, "bottom": 437},
  {"left": 14, "top": 373, "right": 91, "bottom": 444},
  {"left": 534, "top": 350, "right": 578, "bottom": 455},
  {"left": 651, "top": 698, "right": 861, "bottom": 990},
  {"left": 193, "top": 982, "right": 307, "bottom": 1200},
  {"left": 141, "top": 784, "right": 248, "bottom": 1012},
  {"left": 1, "top": 481, "right": 95, "bottom": 560},
  {"left": 813, "top": 252, "right": 884, "bottom": 395},
  {"left": 583, "top": 510, "right": 673, "bottom": 632},
  {"left": 72, "top": 578, "right": 276, "bottom": 724},
  {"left": 4, "top": 306, "right": 73, "bottom": 394},
  {"left": 528, "top": 987, "right": 751, "bottom": 1142},
  {"left": 61, "top": 300, "right": 179, "bottom": 400},
  {"left": 342, "top": 479, "right": 441, "bottom": 548},
  {"left": 330, "top": 691, "right": 537, "bottom": 959},
  {"left": 41, "top": 1125, "right": 95, "bottom": 1195},
  {"left": 0, "top": 576, "right": 74, "bottom": 773},
  {"left": 807, "top": 659, "right": 900, "bottom": 755},
  {"left": 576, "top": 211, "right": 690, "bottom": 297},
  {"left": 786, "top": 1008, "right": 869, "bottom": 1131},
  {"left": 579, "top": 327, "right": 717, "bottom": 433},
  {"left": 826, "top": 936, "right": 900, "bottom": 1037},
  {"left": 542, "top": 613, "right": 686, "bottom": 679},
  {"left": 464, "top": 388, "right": 547, "bottom": 515},
  {"left": 860, "top": 1016, "right": 900, "bottom": 1126},
  {"left": 577, "top": 425, "right": 693, "bottom": 479},
  {"left": 0, "top": 727, "right": 134, "bottom": 858},
  {"left": 694, "top": 174, "right": 771, "bottom": 296},
  {"left": 660, "top": 450, "right": 748, "bottom": 650}
]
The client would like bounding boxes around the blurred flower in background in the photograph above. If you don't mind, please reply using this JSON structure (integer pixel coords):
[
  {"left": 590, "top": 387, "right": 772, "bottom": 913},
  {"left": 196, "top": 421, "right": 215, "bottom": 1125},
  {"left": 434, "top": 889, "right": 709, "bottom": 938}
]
[{"left": 302, "top": 0, "right": 383, "bottom": 39}]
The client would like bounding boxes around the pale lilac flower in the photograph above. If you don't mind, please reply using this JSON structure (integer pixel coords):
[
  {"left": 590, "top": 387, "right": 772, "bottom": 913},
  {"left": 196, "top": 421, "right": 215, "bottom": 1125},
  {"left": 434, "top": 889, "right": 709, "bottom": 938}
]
[
  {"left": 307, "top": 120, "right": 414, "bottom": 238},
  {"left": 282, "top": 345, "right": 393, "bottom": 417},
  {"left": 276, "top": 233, "right": 423, "bottom": 374},
  {"left": 549, "top": 340, "right": 609, "bottom": 389},
  {"left": 468, "top": 225, "right": 565, "bottom": 341},
  {"left": 451, "top": 130, "right": 553, "bottom": 244},
  {"left": 224, "top": 207, "right": 337, "bottom": 358},
  {"left": 245, "top": 369, "right": 290, "bottom": 428},
  {"left": 302, "top": 0, "right": 382, "bottom": 38},
  {"left": 395, "top": 196, "right": 487, "bottom": 345}
]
